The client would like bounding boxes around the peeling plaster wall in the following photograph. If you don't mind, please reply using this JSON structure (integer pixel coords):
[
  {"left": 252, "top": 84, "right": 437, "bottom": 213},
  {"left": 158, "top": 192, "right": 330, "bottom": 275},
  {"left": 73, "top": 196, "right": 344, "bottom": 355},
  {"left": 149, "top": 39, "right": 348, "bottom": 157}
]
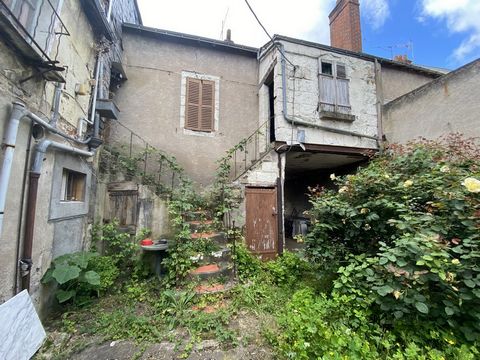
[
  {"left": 264, "top": 40, "right": 378, "bottom": 150},
  {"left": 0, "top": 0, "right": 138, "bottom": 314},
  {"left": 384, "top": 60, "right": 480, "bottom": 143}
]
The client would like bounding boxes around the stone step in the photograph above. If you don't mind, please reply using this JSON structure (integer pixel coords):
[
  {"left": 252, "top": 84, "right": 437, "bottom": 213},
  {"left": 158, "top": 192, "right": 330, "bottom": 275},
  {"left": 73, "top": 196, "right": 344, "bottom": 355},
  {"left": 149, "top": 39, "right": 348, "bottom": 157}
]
[
  {"left": 191, "top": 232, "right": 227, "bottom": 245},
  {"left": 183, "top": 210, "right": 212, "bottom": 221},
  {"left": 194, "top": 281, "right": 235, "bottom": 295},
  {"left": 190, "top": 247, "right": 231, "bottom": 264},
  {"left": 187, "top": 220, "right": 215, "bottom": 231},
  {"left": 189, "top": 262, "right": 232, "bottom": 281}
]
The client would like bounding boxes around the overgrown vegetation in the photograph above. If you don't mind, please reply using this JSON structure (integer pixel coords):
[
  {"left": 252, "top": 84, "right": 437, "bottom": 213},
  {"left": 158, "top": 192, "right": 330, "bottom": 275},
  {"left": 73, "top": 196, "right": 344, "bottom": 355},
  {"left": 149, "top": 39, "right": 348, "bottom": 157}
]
[{"left": 40, "top": 135, "right": 480, "bottom": 359}]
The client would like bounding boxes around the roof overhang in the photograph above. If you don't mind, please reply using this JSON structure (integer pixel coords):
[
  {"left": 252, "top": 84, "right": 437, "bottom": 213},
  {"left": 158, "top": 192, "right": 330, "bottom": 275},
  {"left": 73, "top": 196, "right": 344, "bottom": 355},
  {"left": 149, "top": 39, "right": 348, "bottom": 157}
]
[{"left": 123, "top": 23, "right": 259, "bottom": 58}]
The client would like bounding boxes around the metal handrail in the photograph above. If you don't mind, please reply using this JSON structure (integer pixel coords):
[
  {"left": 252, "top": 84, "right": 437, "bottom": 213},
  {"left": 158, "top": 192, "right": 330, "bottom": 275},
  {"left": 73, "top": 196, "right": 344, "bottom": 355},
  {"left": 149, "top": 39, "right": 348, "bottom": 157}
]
[
  {"left": 101, "top": 121, "right": 184, "bottom": 195},
  {"left": 230, "top": 119, "right": 272, "bottom": 180},
  {"left": 0, "top": 0, "right": 70, "bottom": 64}
]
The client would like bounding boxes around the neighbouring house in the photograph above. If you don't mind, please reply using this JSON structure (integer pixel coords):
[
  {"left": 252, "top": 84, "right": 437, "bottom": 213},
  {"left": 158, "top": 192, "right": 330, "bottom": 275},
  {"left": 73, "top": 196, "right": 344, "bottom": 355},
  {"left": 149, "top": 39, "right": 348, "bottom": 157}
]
[
  {"left": 384, "top": 58, "right": 480, "bottom": 143},
  {"left": 0, "top": 0, "right": 141, "bottom": 315}
]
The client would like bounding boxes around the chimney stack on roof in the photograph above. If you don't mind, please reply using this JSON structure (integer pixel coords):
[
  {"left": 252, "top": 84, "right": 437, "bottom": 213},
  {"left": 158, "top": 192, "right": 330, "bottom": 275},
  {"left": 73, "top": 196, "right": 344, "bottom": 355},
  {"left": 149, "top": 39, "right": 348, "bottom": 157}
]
[
  {"left": 329, "top": 0, "right": 362, "bottom": 52},
  {"left": 224, "top": 29, "right": 234, "bottom": 44}
]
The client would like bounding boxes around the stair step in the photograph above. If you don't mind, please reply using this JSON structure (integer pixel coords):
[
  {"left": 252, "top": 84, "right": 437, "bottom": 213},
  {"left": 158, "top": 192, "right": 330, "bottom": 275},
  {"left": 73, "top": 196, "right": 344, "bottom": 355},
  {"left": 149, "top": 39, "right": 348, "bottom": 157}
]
[
  {"left": 190, "top": 247, "right": 231, "bottom": 264},
  {"left": 189, "top": 262, "right": 232, "bottom": 280},
  {"left": 188, "top": 220, "right": 215, "bottom": 231},
  {"left": 194, "top": 281, "right": 235, "bottom": 295},
  {"left": 191, "top": 302, "right": 227, "bottom": 313},
  {"left": 191, "top": 232, "right": 227, "bottom": 245},
  {"left": 190, "top": 264, "right": 220, "bottom": 275},
  {"left": 194, "top": 283, "right": 225, "bottom": 294},
  {"left": 184, "top": 210, "right": 212, "bottom": 221}
]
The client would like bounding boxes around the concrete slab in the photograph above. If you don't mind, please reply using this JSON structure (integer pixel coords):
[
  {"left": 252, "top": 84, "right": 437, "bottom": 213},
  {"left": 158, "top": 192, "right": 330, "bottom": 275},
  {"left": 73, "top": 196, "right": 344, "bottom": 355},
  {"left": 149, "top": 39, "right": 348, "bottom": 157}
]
[{"left": 0, "top": 290, "right": 46, "bottom": 360}]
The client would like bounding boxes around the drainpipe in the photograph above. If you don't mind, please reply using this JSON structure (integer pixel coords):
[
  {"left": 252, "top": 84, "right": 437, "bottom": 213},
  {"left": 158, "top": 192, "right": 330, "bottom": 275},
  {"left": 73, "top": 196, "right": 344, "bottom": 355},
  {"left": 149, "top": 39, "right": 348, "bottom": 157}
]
[
  {"left": 0, "top": 103, "right": 26, "bottom": 236},
  {"left": 0, "top": 102, "right": 90, "bottom": 238},
  {"left": 21, "top": 139, "right": 94, "bottom": 291},
  {"left": 276, "top": 42, "right": 378, "bottom": 142},
  {"left": 50, "top": 82, "right": 63, "bottom": 126},
  {"left": 90, "top": 55, "right": 102, "bottom": 132}
]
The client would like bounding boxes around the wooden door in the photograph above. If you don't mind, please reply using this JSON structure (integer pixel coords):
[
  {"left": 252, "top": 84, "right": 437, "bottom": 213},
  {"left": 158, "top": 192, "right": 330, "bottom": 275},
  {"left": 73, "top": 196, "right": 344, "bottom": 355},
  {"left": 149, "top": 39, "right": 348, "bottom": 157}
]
[
  {"left": 108, "top": 190, "right": 138, "bottom": 234},
  {"left": 245, "top": 187, "right": 278, "bottom": 260}
]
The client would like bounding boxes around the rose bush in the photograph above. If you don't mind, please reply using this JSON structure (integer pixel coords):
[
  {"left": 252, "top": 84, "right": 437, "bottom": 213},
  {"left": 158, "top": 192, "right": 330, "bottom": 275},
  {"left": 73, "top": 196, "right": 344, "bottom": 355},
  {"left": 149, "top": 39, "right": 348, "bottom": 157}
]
[{"left": 306, "top": 135, "right": 480, "bottom": 341}]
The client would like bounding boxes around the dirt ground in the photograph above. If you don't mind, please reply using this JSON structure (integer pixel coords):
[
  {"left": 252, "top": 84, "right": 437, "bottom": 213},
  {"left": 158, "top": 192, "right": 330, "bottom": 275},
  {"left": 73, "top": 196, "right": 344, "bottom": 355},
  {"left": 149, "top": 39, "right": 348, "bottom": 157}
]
[{"left": 35, "top": 311, "right": 275, "bottom": 360}]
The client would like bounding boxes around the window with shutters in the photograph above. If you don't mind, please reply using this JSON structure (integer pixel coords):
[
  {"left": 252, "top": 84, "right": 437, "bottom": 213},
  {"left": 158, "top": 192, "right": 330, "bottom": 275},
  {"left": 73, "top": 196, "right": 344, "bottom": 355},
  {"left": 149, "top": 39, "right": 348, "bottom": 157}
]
[
  {"left": 318, "top": 60, "right": 351, "bottom": 116},
  {"left": 180, "top": 72, "right": 220, "bottom": 136},
  {"left": 185, "top": 78, "right": 215, "bottom": 132}
]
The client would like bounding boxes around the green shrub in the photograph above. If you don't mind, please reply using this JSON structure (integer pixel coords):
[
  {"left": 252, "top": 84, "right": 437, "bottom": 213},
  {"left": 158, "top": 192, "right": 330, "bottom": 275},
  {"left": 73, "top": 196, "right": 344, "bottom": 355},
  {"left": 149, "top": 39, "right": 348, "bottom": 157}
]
[
  {"left": 264, "top": 251, "right": 314, "bottom": 286},
  {"left": 42, "top": 252, "right": 101, "bottom": 304},
  {"left": 87, "top": 255, "right": 119, "bottom": 294},
  {"left": 232, "top": 242, "right": 262, "bottom": 282},
  {"left": 272, "top": 289, "right": 480, "bottom": 359},
  {"left": 307, "top": 135, "right": 480, "bottom": 341}
]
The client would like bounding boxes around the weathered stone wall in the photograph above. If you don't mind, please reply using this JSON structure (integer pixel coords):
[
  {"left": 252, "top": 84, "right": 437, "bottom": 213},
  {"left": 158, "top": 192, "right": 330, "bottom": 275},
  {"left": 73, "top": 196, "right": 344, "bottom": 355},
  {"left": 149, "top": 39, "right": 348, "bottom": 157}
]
[
  {"left": 0, "top": 0, "right": 140, "bottom": 315},
  {"left": 384, "top": 59, "right": 480, "bottom": 143}
]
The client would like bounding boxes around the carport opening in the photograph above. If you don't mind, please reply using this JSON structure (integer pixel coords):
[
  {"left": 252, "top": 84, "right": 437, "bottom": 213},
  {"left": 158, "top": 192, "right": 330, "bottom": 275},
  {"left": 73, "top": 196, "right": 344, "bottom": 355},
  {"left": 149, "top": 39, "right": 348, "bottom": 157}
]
[{"left": 283, "top": 150, "right": 368, "bottom": 251}]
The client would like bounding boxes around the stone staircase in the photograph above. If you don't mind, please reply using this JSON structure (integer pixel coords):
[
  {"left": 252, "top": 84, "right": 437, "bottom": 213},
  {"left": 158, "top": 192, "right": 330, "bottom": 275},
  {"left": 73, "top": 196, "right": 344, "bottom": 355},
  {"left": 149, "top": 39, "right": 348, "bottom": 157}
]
[{"left": 185, "top": 211, "right": 234, "bottom": 295}]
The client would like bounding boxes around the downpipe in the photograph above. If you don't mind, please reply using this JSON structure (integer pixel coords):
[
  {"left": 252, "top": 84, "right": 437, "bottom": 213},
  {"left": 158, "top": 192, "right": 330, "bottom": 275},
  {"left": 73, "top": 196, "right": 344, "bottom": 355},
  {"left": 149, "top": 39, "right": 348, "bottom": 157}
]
[
  {"left": 276, "top": 42, "right": 378, "bottom": 142},
  {"left": 0, "top": 102, "right": 90, "bottom": 236},
  {"left": 21, "top": 139, "right": 94, "bottom": 291},
  {"left": 0, "top": 103, "right": 26, "bottom": 236}
]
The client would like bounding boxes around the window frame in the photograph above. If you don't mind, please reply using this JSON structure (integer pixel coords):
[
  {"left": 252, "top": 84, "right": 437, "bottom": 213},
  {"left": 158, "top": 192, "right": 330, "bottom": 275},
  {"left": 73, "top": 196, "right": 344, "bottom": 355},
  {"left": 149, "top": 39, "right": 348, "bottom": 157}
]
[
  {"left": 60, "top": 168, "right": 87, "bottom": 202},
  {"left": 180, "top": 71, "right": 220, "bottom": 137},
  {"left": 318, "top": 59, "right": 351, "bottom": 114}
]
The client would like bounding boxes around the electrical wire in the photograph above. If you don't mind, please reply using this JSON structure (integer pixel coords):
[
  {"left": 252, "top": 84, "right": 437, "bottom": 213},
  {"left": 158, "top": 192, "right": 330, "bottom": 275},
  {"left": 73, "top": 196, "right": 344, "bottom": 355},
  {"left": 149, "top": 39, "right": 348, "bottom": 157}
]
[{"left": 243, "top": 0, "right": 296, "bottom": 68}]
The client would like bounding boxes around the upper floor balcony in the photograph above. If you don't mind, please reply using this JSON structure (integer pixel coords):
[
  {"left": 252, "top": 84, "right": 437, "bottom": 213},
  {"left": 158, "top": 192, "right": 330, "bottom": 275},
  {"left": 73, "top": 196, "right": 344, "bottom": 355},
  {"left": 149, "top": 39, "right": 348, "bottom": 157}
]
[{"left": 0, "top": 0, "right": 69, "bottom": 82}]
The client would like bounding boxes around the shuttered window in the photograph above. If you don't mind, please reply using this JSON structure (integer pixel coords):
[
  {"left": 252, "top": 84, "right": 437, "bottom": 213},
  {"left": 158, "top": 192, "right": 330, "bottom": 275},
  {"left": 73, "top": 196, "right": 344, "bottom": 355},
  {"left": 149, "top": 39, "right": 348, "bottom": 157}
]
[
  {"left": 185, "top": 77, "right": 215, "bottom": 132},
  {"left": 319, "top": 61, "right": 350, "bottom": 113}
]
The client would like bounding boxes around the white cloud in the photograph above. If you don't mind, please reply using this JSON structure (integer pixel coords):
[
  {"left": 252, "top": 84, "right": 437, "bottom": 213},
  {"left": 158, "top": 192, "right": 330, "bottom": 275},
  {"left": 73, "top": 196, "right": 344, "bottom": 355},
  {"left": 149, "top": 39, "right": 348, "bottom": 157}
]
[
  {"left": 420, "top": 0, "right": 480, "bottom": 61},
  {"left": 137, "top": 0, "right": 335, "bottom": 48},
  {"left": 361, "top": 0, "right": 390, "bottom": 30}
]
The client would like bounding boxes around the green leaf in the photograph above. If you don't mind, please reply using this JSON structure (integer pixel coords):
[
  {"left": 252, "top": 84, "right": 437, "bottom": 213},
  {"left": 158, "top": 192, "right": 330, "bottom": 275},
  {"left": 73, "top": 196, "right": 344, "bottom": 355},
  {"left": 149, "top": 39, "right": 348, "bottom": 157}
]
[
  {"left": 41, "top": 268, "right": 54, "bottom": 284},
  {"left": 445, "top": 307, "right": 455, "bottom": 316},
  {"left": 52, "top": 264, "right": 81, "bottom": 285},
  {"left": 84, "top": 270, "right": 101, "bottom": 286},
  {"left": 464, "top": 279, "right": 476, "bottom": 288},
  {"left": 376, "top": 285, "right": 394, "bottom": 297},
  {"left": 56, "top": 289, "right": 76, "bottom": 303},
  {"left": 379, "top": 257, "right": 389, "bottom": 265},
  {"left": 415, "top": 302, "right": 429, "bottom": 314}
]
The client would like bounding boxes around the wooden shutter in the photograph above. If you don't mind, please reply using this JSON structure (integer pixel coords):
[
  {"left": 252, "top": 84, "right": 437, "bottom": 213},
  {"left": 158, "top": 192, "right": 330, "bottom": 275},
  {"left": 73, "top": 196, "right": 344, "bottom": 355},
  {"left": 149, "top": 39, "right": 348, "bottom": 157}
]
[
  {"left": 185, "top": 77, "right": 214, "bottom": 132},
  {"left": 319, "top": 75, "right": 336, "bottom": 105},
  {"left": 336, "top": 78, "right": 350, "bottom": 107}
]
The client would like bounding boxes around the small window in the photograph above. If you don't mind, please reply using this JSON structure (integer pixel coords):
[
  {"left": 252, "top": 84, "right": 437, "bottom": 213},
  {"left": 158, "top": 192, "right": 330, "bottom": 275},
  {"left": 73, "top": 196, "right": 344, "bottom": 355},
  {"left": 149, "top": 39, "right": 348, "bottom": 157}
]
[
  {"left": 61, "top": 169, "right": 86, "bottom": 202},
  {"left": 321, "top": 62, "right": 333, "bottom": 76},
  {"left": 185, "top": 77, "right": 215, "bottom": 132},
  {"left": 336, "top": 64, "right": 347, "bottom": 78}
]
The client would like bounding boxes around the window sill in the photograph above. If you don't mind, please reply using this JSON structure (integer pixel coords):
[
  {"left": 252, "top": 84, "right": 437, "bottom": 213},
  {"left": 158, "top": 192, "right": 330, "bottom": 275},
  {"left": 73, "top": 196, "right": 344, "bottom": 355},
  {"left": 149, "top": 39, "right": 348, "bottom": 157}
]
[
  {"left": 183, "top": 128, "right": 216, "bottom": 137},
  {"left": 320, "top": 111, "right": 355, "bottom": 122}
]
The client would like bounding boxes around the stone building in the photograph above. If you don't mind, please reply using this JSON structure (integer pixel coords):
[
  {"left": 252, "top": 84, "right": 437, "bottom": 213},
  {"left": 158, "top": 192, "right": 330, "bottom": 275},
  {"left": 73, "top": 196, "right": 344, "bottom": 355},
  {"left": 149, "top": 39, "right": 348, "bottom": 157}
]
[
  {"left": 0, "top": 0, "right": 141, "bottom": 314},
  {"left": 384, "top": 58, "right": 480, "bottom": 143}
]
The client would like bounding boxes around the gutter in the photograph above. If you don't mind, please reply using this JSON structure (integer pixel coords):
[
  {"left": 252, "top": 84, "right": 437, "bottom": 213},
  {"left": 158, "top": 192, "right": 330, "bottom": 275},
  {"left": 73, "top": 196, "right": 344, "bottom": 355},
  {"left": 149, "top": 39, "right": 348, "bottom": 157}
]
[
  {"left": 276, "top": 42, "right": 378, "bottom": 142},
  {"left": 21, "top": 139, "right": 94, "bottom": 291}
]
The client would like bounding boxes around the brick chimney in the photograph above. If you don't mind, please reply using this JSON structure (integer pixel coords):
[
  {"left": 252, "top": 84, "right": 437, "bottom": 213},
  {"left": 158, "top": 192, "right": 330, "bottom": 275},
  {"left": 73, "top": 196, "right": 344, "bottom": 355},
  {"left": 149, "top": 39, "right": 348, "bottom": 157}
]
[{"left": 329, "top": 0, "right": 362, "bottom": 52}]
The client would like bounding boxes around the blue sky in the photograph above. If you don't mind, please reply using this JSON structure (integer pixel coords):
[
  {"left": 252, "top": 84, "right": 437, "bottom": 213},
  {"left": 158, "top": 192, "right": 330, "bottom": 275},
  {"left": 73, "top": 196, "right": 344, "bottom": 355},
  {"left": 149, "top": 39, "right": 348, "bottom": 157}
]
[{"left": 137, "top": 0, "right": 480, "bottom": 70}]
